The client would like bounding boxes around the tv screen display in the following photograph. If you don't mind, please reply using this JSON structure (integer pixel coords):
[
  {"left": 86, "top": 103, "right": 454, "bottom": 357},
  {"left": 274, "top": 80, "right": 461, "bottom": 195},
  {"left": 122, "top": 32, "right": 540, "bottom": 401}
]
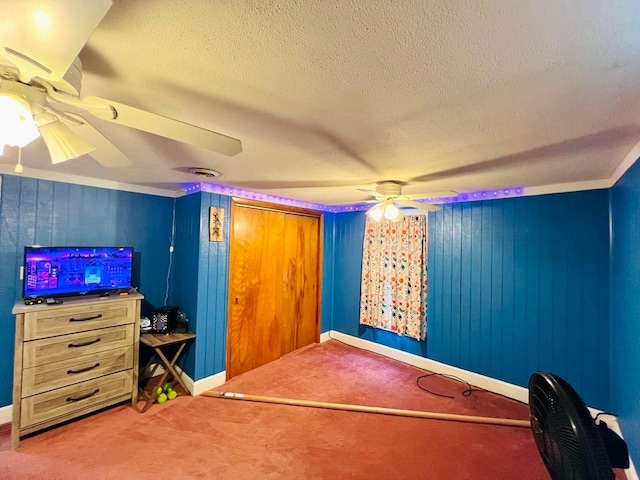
[{"left": 23, "top": 246, "right": 134, "bottom": 299}]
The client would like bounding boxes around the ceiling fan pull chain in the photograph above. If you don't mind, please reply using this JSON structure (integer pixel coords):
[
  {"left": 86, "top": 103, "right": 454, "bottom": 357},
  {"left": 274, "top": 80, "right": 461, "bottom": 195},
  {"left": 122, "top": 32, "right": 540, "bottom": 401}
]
[{"left": 14, "top": 147, "right": 23, "bottom": 173}]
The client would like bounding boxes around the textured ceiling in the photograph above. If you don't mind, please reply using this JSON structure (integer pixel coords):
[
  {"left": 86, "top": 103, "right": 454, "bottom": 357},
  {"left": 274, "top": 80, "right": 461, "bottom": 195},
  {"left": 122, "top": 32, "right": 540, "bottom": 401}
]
[{"left": 2, "top": 0, "right": 640, "bottom": 204}]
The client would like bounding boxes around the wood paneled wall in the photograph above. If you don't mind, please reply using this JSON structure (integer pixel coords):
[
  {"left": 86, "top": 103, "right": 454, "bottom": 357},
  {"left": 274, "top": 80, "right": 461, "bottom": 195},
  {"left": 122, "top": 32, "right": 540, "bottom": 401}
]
[
  {"left": 429, "top": 191, "right": 610, "bottom": 408},
  {"left": 172, "top": 192, "right": 230, "bottom": 380},
  {"left": 320, "top": 213, "right": 336, "bottom": 333},
  {"left": 329, "top": 190, "right": 611, "bottom": 409},
  {"left": 610, "top": 160, "right": 640, "bottom": 462},
  {"left": 0, "top": 173, "right": 615, "bottom": 413},
  {"left": 0, "top": 174, "right": 174, "bottom": 406}
]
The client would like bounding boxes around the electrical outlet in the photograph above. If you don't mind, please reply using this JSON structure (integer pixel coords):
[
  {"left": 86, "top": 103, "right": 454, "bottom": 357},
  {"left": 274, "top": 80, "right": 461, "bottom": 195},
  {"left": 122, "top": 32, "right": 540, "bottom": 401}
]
[{"left": 19, "top": 265, "right": 23, "bottom": 280}]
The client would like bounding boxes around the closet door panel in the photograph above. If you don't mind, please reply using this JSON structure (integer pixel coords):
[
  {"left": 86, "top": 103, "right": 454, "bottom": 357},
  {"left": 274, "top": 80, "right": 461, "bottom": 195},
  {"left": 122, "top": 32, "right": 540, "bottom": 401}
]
[
  {"left": 282, "top": 214, "right": 319, "bottom": 353},
  {"left": 227, "top": 200, "right": 321, "bottom": 380},
  {"left": 227, "top": 206, "right": 285, "bottom": 379}
]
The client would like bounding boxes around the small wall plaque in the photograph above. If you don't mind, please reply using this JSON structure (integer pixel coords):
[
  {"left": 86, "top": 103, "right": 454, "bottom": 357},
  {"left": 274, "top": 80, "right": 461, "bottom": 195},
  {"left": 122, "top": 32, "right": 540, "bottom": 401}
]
[{"left": 209, "top": 207, "right": 224, "bottom": 241}]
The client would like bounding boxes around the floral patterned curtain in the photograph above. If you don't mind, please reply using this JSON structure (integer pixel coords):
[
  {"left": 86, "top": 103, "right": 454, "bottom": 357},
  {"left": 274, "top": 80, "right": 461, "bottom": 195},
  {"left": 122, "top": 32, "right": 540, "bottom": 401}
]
[{"left": 359, "top": 214, "right": 427, "bottom": 340}]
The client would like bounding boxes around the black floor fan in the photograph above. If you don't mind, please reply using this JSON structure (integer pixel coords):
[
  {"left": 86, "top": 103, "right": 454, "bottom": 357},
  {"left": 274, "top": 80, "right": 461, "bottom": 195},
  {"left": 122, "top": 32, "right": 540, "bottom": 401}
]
[{"left": 528, "top": 372, "right": 625, "bottom": 480}]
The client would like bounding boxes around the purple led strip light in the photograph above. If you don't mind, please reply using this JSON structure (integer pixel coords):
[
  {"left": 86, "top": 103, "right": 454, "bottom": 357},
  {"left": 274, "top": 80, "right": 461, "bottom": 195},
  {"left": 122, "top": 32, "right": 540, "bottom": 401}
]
[
  {"left": 182, "top": 183, "right": 524, "bottom": 212},
  {"left": 182, "top": 183, "right": 328, "bottom": 211}
]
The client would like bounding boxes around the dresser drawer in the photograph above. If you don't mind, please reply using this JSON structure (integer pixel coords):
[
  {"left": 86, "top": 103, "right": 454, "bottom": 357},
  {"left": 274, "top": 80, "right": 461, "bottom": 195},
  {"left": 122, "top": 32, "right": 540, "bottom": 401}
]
[
  {"left": 20, "top": 370, "right": 133, "bottom": 429},
  {"left": 22, "top": 346, "right": 133, "bottom": 397},
  {"left": 23, "top": 300, "right": 136, "bottom": 341},
  {"left": 23, "top": 324, "right": 134, "bottom": 368}
]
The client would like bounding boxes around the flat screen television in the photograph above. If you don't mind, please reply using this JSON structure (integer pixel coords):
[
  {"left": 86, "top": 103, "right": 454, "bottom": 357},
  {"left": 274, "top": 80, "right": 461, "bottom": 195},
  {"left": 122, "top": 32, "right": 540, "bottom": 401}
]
[{"left": 23, "top": 246, "right": 134, "bottom": 299}]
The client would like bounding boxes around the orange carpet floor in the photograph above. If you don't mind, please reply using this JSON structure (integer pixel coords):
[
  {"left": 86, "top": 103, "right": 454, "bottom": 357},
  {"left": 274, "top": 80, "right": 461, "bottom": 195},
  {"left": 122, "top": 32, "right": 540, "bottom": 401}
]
[{"left": 0, "top": 339, "right": 617, "bottom": 479}]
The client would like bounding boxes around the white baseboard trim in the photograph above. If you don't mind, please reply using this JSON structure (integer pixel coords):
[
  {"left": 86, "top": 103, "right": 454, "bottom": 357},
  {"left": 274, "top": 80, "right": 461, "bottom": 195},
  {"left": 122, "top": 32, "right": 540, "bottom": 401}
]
[
  {"left": 0, "top": 404, "right": 12, "bottom": 425},
  {"left": 326, "top": 330, "right": 529, "bottom": 403},
  {"left": 627, "top": 461, "right": 639, "bottom": 480},
  {"left": 190, "top": 370, "right": 227, "bottom": 396},
  {"left": 324, "top": 330, "right": 639, "bottom": 478},
  {"left": 604, "top": 416, "right": 639, "bottom": 480},
  {"left": 147, "top": 363, "right": 227, "bottom": 396}
]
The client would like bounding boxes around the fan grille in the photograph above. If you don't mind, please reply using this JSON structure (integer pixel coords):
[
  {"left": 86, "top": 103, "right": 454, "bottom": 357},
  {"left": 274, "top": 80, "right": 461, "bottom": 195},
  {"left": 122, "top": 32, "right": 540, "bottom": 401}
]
[{"left": 528, "top": 372, "right": 613, "bottom": 480}]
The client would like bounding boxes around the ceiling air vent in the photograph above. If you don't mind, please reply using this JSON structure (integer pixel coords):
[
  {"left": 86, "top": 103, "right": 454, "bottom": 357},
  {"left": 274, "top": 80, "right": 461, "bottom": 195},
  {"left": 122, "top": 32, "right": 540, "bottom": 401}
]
[{"left": 187, "top": 167, "right": 221, "bottom": 178}]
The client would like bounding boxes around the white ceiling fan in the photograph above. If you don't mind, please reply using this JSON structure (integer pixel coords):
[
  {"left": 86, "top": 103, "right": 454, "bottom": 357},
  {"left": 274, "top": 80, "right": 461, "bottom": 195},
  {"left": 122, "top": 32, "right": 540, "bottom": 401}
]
[
  {"left": 358, "top": 181, "right": 456, "bottom": 221},
  {"left": 0, "top": 0, "right": 242, "bottom": 170}
]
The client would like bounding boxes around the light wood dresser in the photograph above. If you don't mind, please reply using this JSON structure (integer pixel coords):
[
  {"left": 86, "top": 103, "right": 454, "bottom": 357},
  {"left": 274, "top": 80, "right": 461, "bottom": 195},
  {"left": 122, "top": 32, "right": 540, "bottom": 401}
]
[{"left": 11, "top": 293, "right": 143, "bottom": 449}]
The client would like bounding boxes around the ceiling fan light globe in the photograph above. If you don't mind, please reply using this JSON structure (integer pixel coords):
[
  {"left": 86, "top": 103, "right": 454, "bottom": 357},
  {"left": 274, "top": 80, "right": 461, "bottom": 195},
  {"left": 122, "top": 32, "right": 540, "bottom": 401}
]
[
  {"left": 0, "top": 93, "right": 40, "bottom": 147},
  {"left": 368, "top": 204, "right": 385, "bottom": 222},
  {"left": 384, "top": 203, "right": 402, "bottom": 221}
]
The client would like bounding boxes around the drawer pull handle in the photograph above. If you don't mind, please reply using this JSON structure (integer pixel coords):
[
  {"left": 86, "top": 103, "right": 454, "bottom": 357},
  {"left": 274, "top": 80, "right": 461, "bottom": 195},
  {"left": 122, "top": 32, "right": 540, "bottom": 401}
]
[
  {"left": 67, "top": 363, "right": 100, "bottom": 374},
  {"left": 67, "top": 389, "right": 100, "bottom": 403},
  {"left": 68, "top": 338, "right": 101, "bottom": 348},
  {"left": 69, "top": 314, "right": 103, "bottom": 322}
]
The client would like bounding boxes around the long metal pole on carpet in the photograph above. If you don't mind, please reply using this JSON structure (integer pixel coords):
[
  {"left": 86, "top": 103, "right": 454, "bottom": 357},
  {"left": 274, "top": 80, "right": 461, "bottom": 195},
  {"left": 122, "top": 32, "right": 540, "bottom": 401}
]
[{"left": 202, "top": 391, "right": 531, "bottom": 428}]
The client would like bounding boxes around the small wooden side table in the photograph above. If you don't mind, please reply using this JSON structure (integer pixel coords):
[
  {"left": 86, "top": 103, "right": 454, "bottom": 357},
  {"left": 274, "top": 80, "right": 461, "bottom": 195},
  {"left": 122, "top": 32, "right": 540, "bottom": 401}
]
[{"left": 138, "top": 332, "right": 196, "bottom": 413}]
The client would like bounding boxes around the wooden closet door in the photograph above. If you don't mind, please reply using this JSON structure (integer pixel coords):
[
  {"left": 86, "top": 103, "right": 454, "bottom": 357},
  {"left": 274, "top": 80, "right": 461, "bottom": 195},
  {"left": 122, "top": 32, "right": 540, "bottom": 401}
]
[
  {"left": 281, "top": 213, "right": 320, "bottom": 356},
  {"left": 227, "top": 201, "right": 320, "bottom": 380},
  {"left": 227, "top": 206, "right": 286, "bottom": 379}
]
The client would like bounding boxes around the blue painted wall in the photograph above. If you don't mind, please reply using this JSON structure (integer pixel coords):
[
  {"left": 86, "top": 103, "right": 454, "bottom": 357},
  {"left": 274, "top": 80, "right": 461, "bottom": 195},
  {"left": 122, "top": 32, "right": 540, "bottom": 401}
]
[
  {"left": 429, "top": 191, "right": 610, "bottom": 409},
  {"left": 172, "top": 193, "right": 201, "bottom": 377},
  {"left": 321, "top": 213, "right": 336, "bottom": 333},
  {"left": 0, "top": 174, "right": 174, "bottom": 407},
  {"left": 331, "top": 211, "right": 428, "bottom": 355},
  {"left": 329, "top": 190, "right": 611, "bottom": 410},
  {"left": 172, "top": 192, "right": 230, "bottom": 381},
  {"left": 1, "top": 168, "right": 631, "bottom": 457},
  {"left": 610, "top": 160, "right": 640, "bottom": 463}
]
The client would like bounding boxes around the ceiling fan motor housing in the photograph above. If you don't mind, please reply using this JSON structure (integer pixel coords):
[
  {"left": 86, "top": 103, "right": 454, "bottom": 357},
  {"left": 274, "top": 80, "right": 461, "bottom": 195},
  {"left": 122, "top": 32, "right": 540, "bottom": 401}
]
[{"left": 376, "top": 181, "right": 403, "bottom": 197}]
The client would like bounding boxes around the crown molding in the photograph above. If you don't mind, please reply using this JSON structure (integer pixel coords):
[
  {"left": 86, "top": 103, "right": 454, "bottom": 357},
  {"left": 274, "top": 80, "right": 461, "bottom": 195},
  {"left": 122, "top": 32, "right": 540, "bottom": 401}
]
[
  {"left": 609, "top": 139, "right": 640, "bottom": 188},
  {"left": 522, "top": 179, "right": 611, "bottom": 196},
  {"left": 2, "top": 144, "right": 639, "bottom": 204},
  {"left": 0, "top": 164, "right": 178, "bottom": 198}
]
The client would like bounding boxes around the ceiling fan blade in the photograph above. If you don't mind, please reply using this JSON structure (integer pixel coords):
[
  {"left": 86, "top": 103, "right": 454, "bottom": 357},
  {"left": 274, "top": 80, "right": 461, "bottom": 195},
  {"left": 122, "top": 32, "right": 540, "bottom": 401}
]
[
  {"left": 356, "top": 188, "right": 386, "bottom": 200},
  {"left": 366, "top": 200, "right": 385, "bottom": 213},
  {"left": 403, "top": 190, "right": 458, "bottom": 199},
  {"left": 79, "top": 95, "right": 243, "bottom": 156},
  {"left": 396, "top": 199, "right": 442, "bottom": 212},
  {"left": 63, "top": 112, "right": 132, "bottom": 168},
  {"left": 0, "top": 0, "right": 112, "bottom": 82}
]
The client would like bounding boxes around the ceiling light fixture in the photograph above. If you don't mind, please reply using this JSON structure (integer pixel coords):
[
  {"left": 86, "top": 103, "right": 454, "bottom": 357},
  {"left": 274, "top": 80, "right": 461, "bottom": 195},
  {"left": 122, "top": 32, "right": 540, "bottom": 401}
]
[
  {"left": 368, "top": 200, "right": 403, "bottom": 222},
  {"left": 0, "top": 93, "right": 40, "bottom": 149},
  {"left": 34, "top": 112, "right": 95, "bottom": 163}
]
